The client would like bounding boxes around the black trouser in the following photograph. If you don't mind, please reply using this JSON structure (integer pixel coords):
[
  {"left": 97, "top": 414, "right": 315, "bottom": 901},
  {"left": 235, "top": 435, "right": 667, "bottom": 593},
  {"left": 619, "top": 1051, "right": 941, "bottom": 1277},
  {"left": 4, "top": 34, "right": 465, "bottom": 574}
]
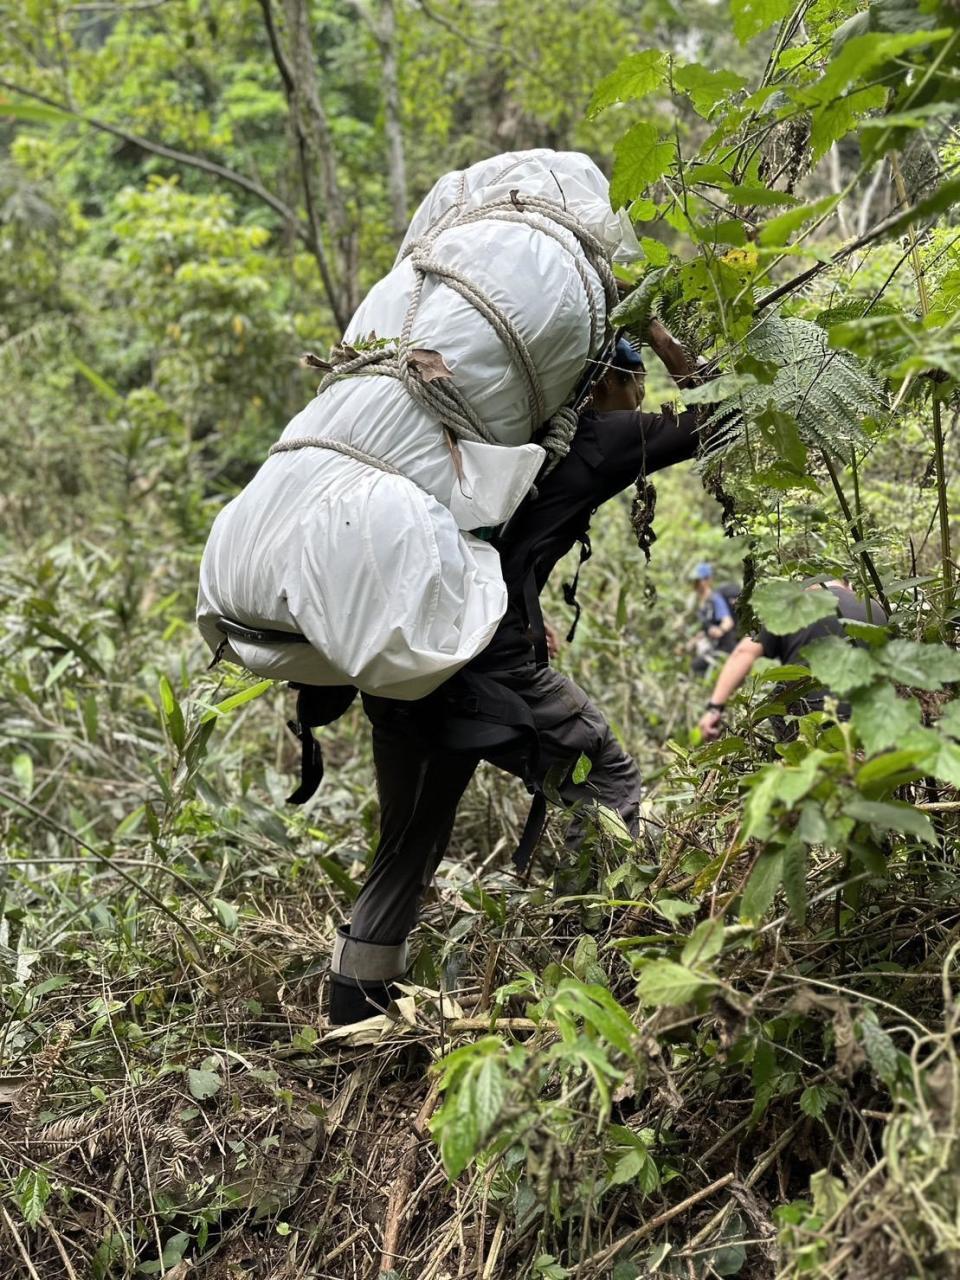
[{"left": 347, "top": 664, "right": 642, "bottom": 951}]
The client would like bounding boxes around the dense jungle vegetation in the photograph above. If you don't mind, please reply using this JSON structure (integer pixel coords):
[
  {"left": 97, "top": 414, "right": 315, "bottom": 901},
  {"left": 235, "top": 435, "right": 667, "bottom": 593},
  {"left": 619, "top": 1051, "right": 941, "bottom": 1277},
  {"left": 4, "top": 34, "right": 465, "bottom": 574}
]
[{"left": 2, "top": 0, "right": 960, "bottom": 1276}]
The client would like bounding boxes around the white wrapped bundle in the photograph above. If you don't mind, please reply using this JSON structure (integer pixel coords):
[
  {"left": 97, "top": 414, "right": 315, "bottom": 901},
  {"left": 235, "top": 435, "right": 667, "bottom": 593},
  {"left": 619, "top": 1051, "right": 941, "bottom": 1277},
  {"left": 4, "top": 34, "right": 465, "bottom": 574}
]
[{"left": 197, "top": 149, "right": 625, "bottom": 699}]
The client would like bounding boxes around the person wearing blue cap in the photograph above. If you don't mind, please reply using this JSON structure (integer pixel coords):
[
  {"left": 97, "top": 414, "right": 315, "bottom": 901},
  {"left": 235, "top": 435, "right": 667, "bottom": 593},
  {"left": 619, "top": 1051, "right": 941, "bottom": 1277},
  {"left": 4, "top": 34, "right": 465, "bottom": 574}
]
[
  {"left": 331, "top": 317, "right": 711, "bottom": 1023},
  {"left": 690, "top": 562, "right": 737, "bottom": 675}
]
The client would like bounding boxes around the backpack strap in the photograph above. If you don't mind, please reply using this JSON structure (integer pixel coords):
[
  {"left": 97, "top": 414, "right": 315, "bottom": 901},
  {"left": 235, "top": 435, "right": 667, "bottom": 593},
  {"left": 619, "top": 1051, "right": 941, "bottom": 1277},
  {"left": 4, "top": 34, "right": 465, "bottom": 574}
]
[
  {"left": 287, "top": 684, "right": 358, "bottom": 804},
  {"left": 562, "top": 532, "right": 593, "bottom": 643}
]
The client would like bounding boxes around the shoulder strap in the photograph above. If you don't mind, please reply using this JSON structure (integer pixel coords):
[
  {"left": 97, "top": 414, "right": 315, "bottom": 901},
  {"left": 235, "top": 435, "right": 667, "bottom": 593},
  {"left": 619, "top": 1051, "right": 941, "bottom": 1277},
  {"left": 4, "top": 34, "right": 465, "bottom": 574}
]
[{"left": 286, "top": 684, "right": 358, "bottom": 804}]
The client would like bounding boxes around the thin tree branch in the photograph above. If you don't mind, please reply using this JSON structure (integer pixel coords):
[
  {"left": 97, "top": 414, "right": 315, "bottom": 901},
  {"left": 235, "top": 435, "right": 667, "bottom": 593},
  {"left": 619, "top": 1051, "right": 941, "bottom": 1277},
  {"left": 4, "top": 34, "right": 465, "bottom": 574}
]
[
  {"left": 0, "top": 80, "right": 296, "bottom": 230},
  {"left": 257, "top": 0, "right": 348, "bottom": 328}
]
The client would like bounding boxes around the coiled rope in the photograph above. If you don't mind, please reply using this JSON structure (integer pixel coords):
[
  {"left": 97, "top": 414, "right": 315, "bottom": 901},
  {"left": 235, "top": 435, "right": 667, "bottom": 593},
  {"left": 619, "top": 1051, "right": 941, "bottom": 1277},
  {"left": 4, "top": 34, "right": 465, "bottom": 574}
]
[{"left": 295, "top": 191, "right": 618, "bottom": 476}]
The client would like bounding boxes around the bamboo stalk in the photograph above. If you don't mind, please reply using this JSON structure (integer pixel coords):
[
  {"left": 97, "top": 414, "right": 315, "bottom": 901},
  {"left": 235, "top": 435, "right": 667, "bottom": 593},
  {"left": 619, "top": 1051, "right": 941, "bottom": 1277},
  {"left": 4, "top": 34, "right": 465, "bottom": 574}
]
[{"left": 890, "top": 153, "right": 954, "bottom": 627}]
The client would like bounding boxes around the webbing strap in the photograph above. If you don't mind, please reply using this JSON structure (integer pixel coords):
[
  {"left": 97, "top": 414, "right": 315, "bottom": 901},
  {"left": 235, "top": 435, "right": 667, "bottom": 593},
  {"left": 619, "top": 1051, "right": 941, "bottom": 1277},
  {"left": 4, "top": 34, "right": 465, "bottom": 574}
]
[
  {"left": 563, "top": 533, "right": 593, "bottom": 643},
  {"left": 513, "top": 791, "right": 548, "bottom": 874},
  {"left": 522, "top": 569, "right": 549, "bottom": 669},
  {"left": 287, "top": 688, "right": 324, "bottom": 805}
]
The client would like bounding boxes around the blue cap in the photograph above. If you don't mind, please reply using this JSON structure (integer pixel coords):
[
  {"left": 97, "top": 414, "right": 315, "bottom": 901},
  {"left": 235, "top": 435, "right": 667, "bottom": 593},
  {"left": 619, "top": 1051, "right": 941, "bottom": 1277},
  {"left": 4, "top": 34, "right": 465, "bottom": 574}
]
[
  {"left": 692, "top": 562, "right": 712, "bottom": 580},
  {"left": 613, "top": 337, "right": 645, "bottom": 373}
]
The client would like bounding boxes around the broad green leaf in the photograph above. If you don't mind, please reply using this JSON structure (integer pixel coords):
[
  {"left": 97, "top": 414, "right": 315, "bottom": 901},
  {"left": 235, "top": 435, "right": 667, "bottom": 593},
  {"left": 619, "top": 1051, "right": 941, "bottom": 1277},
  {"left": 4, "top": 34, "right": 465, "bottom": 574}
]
[
  {"left": 740, "top": 850, "right": 784, "bottom": 921},
  {"left": 809, "top": 29, "right": 950, "bottom": 105},
  {"left": 938, "top": 701, "right": 960, "bottom": 739},
  {"left": 839, "top": 619, "right": 890, "bottom": 646},
  {"left": 572, "top": 752, "right": 592, "bottom": 784},
  {"left": 809, "top": 85, "right": 889, "bottom": 161},
  {"left": 730, "top": 0, "right": 792, "bottom": 43},
  {"left": 15, "top": 1168, "right": 51, "bottom": 1227},
  {"left": 843, "top": 797, "right": 934, "bottom": 842},
  {"left": 800, "top": 1084, "right": 831, "bottom": 1120},
  {"left": 639, "top": 235, "right": 670, "bottom": 266},
  {"left": 850, "top": 682, "right": 921, "bottom": 753},
  {"left": 473, "top": 1055, "right": 506, "bottom": 1145},
  {"left": 802, "top": 636, "right": 876, "bottom": 695},
  {"left": 759, "top": 196, "right": 839, "bottom": 248},
  {"left": 858, "top": 1012, "right": 898, "bottom": 1087},
  {"left": 752, "top": 580, "right": 839, "bottom": 635},
  {"left": 636, "top": 959, "right": 715, "bottom": 1007},
  {"left": 681, "top": 918, "right": 725, "bottom": 966},
  {"left": 212, "top": 897, "right": 239, "bottom": 932},
  {"left": 781, "top": 840, "right": 808, "bottom": 924},
  {"left": 316, "top": 855, "right": 359, "bottom": 902},
  {"left": 856, "top": 746, "right": 930, "bottom": 786},
  {"left": 588, "top": 50, "right": 669, "bottom": 118},
  {"left": 186, "top": 1067, "right": 222, "bottom": 1100},
  {"left": 610, "top": 124, "right": 673, "bottom": 210},
  {"left": 879, "top": 639, "right": 960, "bottom": 690},
  {"left": 674, "top": 63, "right": 748, "bottom": 116}
]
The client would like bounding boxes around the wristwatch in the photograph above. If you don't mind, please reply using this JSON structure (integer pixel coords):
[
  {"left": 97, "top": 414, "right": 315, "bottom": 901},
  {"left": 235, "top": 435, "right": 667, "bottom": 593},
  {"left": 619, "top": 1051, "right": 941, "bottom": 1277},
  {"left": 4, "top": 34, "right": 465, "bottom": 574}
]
[{"left": 705, "top": 701, "right": 725, "bottom": 713}]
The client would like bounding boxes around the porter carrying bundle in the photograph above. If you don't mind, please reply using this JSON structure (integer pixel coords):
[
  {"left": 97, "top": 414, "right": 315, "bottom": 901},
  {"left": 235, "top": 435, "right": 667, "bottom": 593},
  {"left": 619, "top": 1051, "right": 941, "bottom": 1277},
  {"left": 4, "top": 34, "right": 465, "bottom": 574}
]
[{"left": 197, "top": 149, "right": 629, "bottom": 698}]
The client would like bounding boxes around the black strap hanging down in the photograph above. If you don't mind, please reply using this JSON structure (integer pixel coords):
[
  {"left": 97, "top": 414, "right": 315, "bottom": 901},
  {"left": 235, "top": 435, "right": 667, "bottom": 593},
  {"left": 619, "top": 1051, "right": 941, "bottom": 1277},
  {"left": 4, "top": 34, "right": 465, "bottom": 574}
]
[
  {"left": 522, "top": 569, "right": 550, "bottom": 668},
  {"left": 512, "top": 790, "right": 548, "bottom": 873},
  {"left": 286, "top": 684, "right": 358, "bottom": 804},
  {"left": 562, "top": 532, "right": 593, "bottom": 643}
]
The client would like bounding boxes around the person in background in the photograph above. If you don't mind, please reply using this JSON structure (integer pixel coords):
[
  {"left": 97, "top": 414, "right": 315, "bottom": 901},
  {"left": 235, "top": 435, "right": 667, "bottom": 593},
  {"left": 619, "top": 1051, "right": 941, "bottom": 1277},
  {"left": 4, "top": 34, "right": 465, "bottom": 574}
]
[
  {"left": 698, "top": 578, "right": 889, "bottom": 741},
  {"left": 690, "top": 562, "right": 737, "bottom": 675}
]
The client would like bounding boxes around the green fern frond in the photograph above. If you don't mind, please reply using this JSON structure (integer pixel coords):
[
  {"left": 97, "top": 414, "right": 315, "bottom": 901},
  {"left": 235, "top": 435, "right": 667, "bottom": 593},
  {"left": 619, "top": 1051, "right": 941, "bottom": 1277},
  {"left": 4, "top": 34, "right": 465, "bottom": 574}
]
[{"left": 700, "top": 316, "right": 887, "bottom": 462}]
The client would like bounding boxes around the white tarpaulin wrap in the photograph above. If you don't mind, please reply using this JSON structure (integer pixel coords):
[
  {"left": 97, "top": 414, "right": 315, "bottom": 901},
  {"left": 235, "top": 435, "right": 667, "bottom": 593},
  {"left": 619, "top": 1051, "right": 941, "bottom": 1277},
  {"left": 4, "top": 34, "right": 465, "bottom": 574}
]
[{"left": 197, "top": 149, "right": 625, "bottom": 699}]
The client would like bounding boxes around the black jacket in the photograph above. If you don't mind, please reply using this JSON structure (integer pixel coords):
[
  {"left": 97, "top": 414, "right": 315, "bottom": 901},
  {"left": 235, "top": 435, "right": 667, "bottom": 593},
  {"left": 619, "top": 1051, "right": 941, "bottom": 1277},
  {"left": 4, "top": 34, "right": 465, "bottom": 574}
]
[{"left": 470, "top": 405, "right": 701, "bottom": 672}]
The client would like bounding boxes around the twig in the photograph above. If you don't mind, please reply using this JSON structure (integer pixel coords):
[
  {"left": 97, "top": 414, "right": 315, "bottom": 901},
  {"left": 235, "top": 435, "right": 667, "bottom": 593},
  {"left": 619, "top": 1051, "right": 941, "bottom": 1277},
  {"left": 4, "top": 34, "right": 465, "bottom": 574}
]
[
  {"left": 378, "top": 1083, "right": 440, "bottom": 1275},
  {"left": 577, "top": 1172, "right": 736, "bottom": 1272},
  {"left": 0, "top": 1205, "right": 43, "bottom": 1280},
  {"left": 317, "top": 1225, "right": 366, "bottom": 1269}
]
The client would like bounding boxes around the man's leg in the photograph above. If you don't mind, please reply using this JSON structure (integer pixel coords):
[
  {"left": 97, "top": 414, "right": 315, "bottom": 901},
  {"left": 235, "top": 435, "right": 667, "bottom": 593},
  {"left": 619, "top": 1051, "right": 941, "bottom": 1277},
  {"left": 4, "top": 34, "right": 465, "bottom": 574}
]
[
  {"left": 494, "top": 665, "right": 643, "bottom": 841},
  {"left": 330, "top": 704, "right": 477, "bottom": 1023}
]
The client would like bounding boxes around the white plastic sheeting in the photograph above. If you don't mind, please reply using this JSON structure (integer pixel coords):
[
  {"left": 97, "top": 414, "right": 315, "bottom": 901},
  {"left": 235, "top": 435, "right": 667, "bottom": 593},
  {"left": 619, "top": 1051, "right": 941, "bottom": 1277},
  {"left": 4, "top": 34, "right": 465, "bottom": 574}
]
[{"left": 197, "top": 149, "right": 625, "bottom": 699}]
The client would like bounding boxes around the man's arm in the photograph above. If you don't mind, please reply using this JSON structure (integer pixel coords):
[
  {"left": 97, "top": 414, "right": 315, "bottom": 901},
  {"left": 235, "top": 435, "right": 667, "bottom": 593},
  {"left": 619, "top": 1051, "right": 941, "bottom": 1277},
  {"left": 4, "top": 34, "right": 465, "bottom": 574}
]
[
  {"left": 646, "top": 317, "right": 702, "bottom": 388},
  {"left": 698, "top": 637, "right": 765, "bottom": 740}
]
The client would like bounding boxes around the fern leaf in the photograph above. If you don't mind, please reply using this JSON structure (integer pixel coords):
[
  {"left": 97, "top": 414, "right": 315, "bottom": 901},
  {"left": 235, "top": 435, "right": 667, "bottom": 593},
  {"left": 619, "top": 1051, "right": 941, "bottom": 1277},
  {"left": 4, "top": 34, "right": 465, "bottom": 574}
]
[{"left": 701, "top": 316, "right": 886, "bottom": 463}]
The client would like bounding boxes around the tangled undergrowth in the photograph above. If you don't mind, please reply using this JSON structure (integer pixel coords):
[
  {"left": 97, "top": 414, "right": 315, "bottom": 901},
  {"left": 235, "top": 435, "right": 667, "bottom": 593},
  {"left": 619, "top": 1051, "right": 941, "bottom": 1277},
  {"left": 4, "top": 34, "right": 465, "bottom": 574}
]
[{"left": 2, "top": 581, "right": 960, "bottom": 1279}]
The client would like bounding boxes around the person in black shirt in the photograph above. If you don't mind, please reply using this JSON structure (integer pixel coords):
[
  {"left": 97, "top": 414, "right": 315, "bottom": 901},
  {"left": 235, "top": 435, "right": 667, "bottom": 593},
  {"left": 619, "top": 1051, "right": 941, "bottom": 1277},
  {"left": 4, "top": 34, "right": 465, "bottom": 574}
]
[
  {"left": 330, "top": 322, "right": 706, "bottom": 1023},
  {"left": 698, "top": 580, "right": 889, "bottom": 741}
]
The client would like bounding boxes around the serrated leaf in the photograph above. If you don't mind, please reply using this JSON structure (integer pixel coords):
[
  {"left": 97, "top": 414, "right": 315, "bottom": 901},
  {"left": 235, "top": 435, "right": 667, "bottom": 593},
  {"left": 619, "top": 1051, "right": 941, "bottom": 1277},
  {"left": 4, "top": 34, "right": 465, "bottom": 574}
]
[
  {"left": 879, "top": 639, "right": 960, "bottom": 690},
  {"left": 473, "top": 1056, "right": 506, "bottom": 1146},
  {"left": 752, "top": 580, "right": 839, "bottom": 635},
  {"left": 674, "top": 63, "right": 748, "bottom": 116},
  {"left": 850, "top": 682, "right": 921, "bottom": 753},
  {"left": 588, "top": 50, "right": 669, "bottom": 118},
  {"left": 186, "top": 1067, "right": 222, "bottom": 1100},
  {"left": 610, "top": 123, "right": 673, "bottom": 210},
  {"left": 636, "top": 960, "right": 715, "bottom": 1007},
  {"left": 800, "top": 1084, "right": 830, "bottom": 1120},
  {"left": 15, "top": 1168, "right": 51, "bottom": 1227},
  {"left": 858, "top": 1012, "right": 898, "bottom": 1087},
  {"left": 802, "top": 636, "right": 876, "bottom": 696}
]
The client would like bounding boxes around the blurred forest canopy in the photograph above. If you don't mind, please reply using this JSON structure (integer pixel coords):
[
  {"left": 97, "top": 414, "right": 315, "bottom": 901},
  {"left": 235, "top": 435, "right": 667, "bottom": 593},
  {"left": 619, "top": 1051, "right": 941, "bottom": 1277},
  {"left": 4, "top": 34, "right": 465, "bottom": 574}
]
[{"left": 3, "top": 1, "right": 960, "bottom": 1278}]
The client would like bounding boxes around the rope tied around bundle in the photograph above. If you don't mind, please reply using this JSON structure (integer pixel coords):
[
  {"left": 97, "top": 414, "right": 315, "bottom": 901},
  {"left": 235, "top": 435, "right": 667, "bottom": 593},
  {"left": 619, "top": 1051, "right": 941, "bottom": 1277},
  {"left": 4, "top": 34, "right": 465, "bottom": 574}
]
[{"left": 300, "top": 191, "right": 618, "bottom": 474}]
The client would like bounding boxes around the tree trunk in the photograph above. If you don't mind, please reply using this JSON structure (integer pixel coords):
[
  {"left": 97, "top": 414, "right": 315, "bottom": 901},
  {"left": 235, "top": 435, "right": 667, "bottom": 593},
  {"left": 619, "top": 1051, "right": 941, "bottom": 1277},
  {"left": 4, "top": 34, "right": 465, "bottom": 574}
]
[{"left": 378, "top": 0, "right": 408, "bottom": 240}]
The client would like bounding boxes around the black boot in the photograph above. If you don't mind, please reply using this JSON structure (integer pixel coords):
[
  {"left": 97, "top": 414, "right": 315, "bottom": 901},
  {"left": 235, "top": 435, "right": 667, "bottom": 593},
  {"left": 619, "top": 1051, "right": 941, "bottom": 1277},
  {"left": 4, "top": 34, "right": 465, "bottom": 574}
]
[{"left": 327, "top": 926, "right": 409, "bottom": 1026}]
